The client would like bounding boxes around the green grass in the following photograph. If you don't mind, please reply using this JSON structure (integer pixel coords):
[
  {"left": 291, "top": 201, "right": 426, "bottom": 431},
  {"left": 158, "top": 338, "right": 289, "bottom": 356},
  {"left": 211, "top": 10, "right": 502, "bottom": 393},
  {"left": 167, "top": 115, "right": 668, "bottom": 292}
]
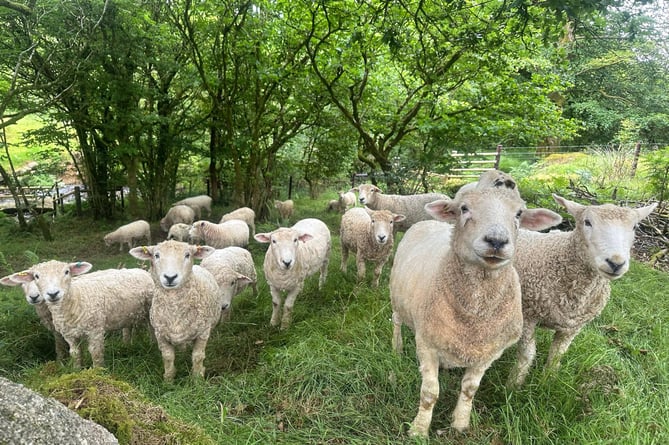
[{"left": 1, "top": 197, "right": 668, "bottom": 444}]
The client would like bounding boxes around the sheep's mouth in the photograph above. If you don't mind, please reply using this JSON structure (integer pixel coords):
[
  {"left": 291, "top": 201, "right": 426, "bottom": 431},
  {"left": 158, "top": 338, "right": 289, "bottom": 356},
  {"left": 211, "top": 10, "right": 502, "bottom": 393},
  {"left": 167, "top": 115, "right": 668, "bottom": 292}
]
[{"left": 481, "top": 255, "right": 510, "bottom": 267}]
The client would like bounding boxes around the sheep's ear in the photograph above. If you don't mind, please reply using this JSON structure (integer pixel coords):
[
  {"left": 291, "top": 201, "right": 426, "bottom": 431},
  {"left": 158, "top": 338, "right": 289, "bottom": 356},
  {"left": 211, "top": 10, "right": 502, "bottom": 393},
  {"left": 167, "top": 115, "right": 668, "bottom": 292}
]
[
  {"left": 372, "top": 186, "right": 382, "bottom": 193},
  {"left": 552, "top": 194, "right": 584, "bottom": 215},
  {"left": 235, "top": 273, "right": 254, "bottom": 286},
  {"left": 352, "top": 187, "right": 358, "bottom": 192},
  {"left": 193, "top": 245, "right": 215, "bottom": 259},
  {"left": 393, "top": 213, "right": 406, "bottom": 223},
  {"left": 69, "top": 262, "right": 93, "bottom": 276},
  {"left": 254, "top": 233, "right": 271, "bottom": 243},
  {"left": 9, "top": 270, "right": 34, "bottom": 284},
  {"left": 298, "top": 233, "right": 313, "bottom": 243},
  {"left": 519, "top": 209, "right": 563, "bottom": 232},
  {"left": 364, "top": 206, "right": 374, "bottom": 216},
  {"left": 424, "top": 199, "right": 456, "bottom": 222},
  {"left": 129, "top": 246, "right": 153, "bottom": 260},
  {"left": 635, "top": 202, "right": 657, "bottom": 222},
  {"left": 0, "top": 275, "right": 21, "bottom": 287}
]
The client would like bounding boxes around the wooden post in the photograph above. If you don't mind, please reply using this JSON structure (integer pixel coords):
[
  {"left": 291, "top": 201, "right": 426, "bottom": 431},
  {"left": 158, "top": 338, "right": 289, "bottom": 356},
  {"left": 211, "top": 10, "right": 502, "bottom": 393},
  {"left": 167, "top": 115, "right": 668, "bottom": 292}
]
[
  {"left": 74, "top": 186, "right": 82, "bottom": 216},
  {"left": 494, "top": 144, "right": 503, "bottom": 169},
  {"left": 288, "top": 176, "right": 293, "bottom": 199},
  {"left": 630, "top": 142, "right": 641, "bottom": 178}
]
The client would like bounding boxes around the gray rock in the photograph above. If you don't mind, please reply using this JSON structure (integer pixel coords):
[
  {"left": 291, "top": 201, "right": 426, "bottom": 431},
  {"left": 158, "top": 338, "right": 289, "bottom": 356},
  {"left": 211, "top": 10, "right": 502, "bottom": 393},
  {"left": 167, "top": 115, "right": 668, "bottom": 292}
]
[{"left": 0, "top": 377, "right": 118, "bottom": 445}]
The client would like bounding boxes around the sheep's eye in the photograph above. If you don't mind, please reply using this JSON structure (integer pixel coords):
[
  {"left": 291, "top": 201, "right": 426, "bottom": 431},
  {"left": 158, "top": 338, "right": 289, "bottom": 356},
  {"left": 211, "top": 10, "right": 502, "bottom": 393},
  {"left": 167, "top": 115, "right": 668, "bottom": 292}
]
[
  {"left": 185, "top": 252, "right": 191, "bottom": 260},
  {"left": 34, "top": 273, "right": 40, "bottom": 279},
  {"left": 389, "top": 220, "right": 393, "bottom": 224},
  {"left": 293, "top": 238, "right": 298, "bottom": 243},
  {"left": 271, "top": 239, "right": 277, "bottom": 244},
  {"left": 64, "top": 270, "right": 69, "bottom": 276},
  {"left": 584, "top": 219, "right": 592, "bottom": 227},
  {"left": 516, "top": 210, "right": 523, "bottom": 219},
  {"left": 460, "top": 204, "right": 469, "bottom": 213},
  {"left": 154, "top": 253, "right": 160, "bottom": 260}
]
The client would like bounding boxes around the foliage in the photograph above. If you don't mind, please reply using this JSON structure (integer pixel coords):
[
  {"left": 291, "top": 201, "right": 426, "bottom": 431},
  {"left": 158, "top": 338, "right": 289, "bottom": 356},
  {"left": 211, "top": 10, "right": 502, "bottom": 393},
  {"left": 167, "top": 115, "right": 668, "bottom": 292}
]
[{"left": 643, "top": 146, "right": 669, "bottom": 204}]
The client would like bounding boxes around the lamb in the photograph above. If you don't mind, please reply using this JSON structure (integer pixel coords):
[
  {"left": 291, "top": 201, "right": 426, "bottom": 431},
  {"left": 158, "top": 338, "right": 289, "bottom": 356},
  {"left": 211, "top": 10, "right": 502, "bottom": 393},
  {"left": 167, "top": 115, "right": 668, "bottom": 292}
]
[
  {"left": 200, "top": 246, "right": 258, "bottom": 321},
  {"left": 389, "top": 187, "right": 562, "bottom": 436},
  {"left": 10, "top": 262, "right": 154, "bottom": 369},
  {"left": 507, "top": 195, "right": 657, "bottom": 387},
  {"left": 0, "top": 275, "right": 68, "bottom": 360},
  {"left": 354, "top": 184, "right": 449, "bottom": 231},
  {"left": 274, "top": 199, "right": 294, "bottom": 221},
  {"left": 130, "top": 240, "right": 227, "bottom": 382},
  {"left": 337, "top": 189, "right": 357, "bottom": 212},
  {"left": 167, "top": 223, "right": 192, "bottom": 242},
  {"left": 326, "top": 199, "right": 343, "bottom": 213},
  {"left": 340, "top": 207, "right": 405, "bottom": 287},
  {"left": 189, "top": 219, "right": 249, "bottom": 248},
  {"left": 173, "top": 194, "right": 213, "bottom": 219},
  {"left": 254, "top": 218, "right": 331, "bottom": 330},
  {"left": 103, "top": 219, "right": 151, "bottom": 252},
  {"left": 219, "top": 207, "right": 256, "bottom": 237},
  {"left": 160, "top": 205, "right": 196, "bottom": 232}
]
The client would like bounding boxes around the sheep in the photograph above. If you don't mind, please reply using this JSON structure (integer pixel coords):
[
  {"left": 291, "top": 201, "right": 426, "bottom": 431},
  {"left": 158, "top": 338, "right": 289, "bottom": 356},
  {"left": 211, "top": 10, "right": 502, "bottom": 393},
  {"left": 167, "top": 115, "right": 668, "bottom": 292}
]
[
  {"left": 10, "top": 262, "right": 154, "bottom": 369},
  {"left": 160, "top": 205, "right": 196, "bottom": 232},
  {"left": 172, "top": 194, "right": 213, "bottom": 219},
  {"left": 326, "top": 199, "right": 343, "bottom": 213},
  {"left": 338, "top": 189, "right": 357, "bottom": 212},
  {"left": 254, "top": 218, "right": 331, "bottom": 330},
  {"left": 389, "top": 187, "right": 562, "bottom": 436},
  {"left": 219, "top": 207, "right": 256, "bottom": 237},
  {"left": 354, "top": 184, "right": 449, "bottom": 232},
  {"left": 274, "top": 199, "right": 294, "bottom": 221},
  {"left": 188, "top": 219, "right": 249, "bottom": 249},
  {"left": 129, "top": 240, "right": 227, "bottom": 382},
  {"left": 507, "top": 195, "right": 657, "bottom": 387},
  {"left": 103, "top": 219, "right": 151, "bottom": 252},
  {"left": 340, "top": 207, "right": 405, "bottom": 287},
  {"left": 200, "top": 246, "right": 258, "bottom": 321},
  {"left": 0, "top": 275, "right": 68, "bottom": 360},
  {"left": 167, "top": 223, "right": 192, "bottom": 242}
]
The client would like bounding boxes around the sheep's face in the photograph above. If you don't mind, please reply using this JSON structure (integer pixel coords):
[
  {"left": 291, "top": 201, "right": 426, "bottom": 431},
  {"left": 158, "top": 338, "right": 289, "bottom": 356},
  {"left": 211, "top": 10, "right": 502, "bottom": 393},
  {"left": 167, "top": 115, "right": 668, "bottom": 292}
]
[
  {"left": 554, "top": 195, "right": 657, "bottom": 280},
  {"left": 10, "top": 260, "right": 93, "bottom": 304},
  {"left": 130, "top": 240, "right": 214, "bottom": 289},
  {"left": 426, "top": 190, "right": 562, "bottom": 270},
  {"left": 0, "top": 276, "right": 43, "bottom": 305},
  {"left": 366, "top": 208, "right": 405, "bottom": 245},
  {"left": 357, "top": 184, "right": 381, "bottom": 206},
  {"left": 255, "top": 228, "right": 313, "bottom": 271}
]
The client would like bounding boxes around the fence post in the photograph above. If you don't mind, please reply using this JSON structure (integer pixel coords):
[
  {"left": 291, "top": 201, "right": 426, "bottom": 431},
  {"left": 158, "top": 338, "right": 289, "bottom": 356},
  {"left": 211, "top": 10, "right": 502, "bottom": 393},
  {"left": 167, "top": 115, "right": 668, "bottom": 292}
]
[
  {"left": 630, "top": 142, "right": 641, "bottom": 178},
  {"left": 288, "top": 176, "right": 293, "bottom": 199},
  {"left": 494, "top": 144, "right": 503, "bottom": 169},
  {"left": 74, "top": 186, "right": 82, "bottom": 216}
]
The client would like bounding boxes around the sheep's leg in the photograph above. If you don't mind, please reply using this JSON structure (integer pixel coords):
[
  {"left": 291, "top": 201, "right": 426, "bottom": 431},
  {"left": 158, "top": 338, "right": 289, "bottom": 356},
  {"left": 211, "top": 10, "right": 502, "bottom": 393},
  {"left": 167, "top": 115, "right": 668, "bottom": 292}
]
[
  {"left": 54, "top": 332, "right": 69, "bottom": 361},
  {"left": 391, "top": 312, "right": 404, "bottom": 354},
  {"left": 546, "top": 328, "right": 580, "bottom": 371},
  {"left": 410, "top": 339, "right": 440, "bottom": 437},
  {"left": 355, "top": 254, "right": 367, "bottom": 282},
  {"left": 65, "top": 336, "right": 83, "bottom": 369},
  {"left": 156, "top": 336, "right": 177, "bottom": 382},
  {"left": 452, "top": 364, "right": 489, "bottom": 433},
  {"left": 122, "top": 327, "right": 131, "bottom": 343},
  {"left": 281, "top": 284, "right": 303, "bottom": 330},
  {"left": 87, "top": 331, "right": 106, "bottom": 368},
  {"left": 252, "top": 281, "right": 258, "bottom": 297},
  {"left": 269, "top": 286, "right": 283, "bottom": 327},
  {"left": 318, "top": 257, "right": 329, "bottom": 289},
  {"left": 340, "top": 244, "right": 349, "bottom": 273},
  {"left": 191, "top": 332, "right": 210, "bottom": 379},
  {"left": 508, "top": 320, "right": 538, "bottom": 388},
  {"left": 372, "top": 259, "right": 387, "bottom": 288}
]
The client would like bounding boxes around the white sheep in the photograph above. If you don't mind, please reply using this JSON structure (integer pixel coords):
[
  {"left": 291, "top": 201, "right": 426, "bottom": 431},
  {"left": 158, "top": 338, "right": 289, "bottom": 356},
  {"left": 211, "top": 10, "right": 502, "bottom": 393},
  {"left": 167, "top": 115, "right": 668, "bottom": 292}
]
[
  {"left": 389, "top": 187, "right": 562, "bottom": 436},
  {"left": 274, "top": 199, "right": 294, "bottom": 221},
  {"left": 103, "top": 219, "right": 151, "bottom": 252},
  {"left": 173, "top": 194, "right": 213, "bottom": 219},
  {"left": 130, "top": 240, "right": 226, "bottom": 382},
  {"left": 354, "top": 184, "right": 448, "bottom": 231},
  {"left": 160, "top": 204, "right": 196, "bottom": 232},
  {"left": 326, "top": 199, "right": 343, "bottom": 212},
  {"left": 337, "top": 190, "right": 357, "bottom": 212},
  {"left": 189, "top": 219, "right": 249, "bottom": 248},
  {"left": 219, "top": 207, "right": 256, "bottom": 237},
  {"left": 167, "top": 223, "right": 192, "bottom": 242},
  {"left": 507, "top": 194, "right": 657, "bottom": 387},
  {"left": 10, "top": 262, "right": 154, "bottom": 369},
  {"left": 200, "top": 246, "right": 258, "bottom": 321},
  {"left": 254, "top": 218, "right": 331, "bottom": 330},
  {"left": 340, "top": 207, "right": 405, "bottom": 287},
  {"left": 0, "top": 275, "right": 68, "bottom": 360}
]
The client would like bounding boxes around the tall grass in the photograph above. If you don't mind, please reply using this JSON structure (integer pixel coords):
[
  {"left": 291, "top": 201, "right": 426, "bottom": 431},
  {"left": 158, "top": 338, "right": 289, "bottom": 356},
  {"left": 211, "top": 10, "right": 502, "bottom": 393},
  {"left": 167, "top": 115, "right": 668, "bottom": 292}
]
[{"left": 0, "top": 196, "right": 668, "bottom": 444}]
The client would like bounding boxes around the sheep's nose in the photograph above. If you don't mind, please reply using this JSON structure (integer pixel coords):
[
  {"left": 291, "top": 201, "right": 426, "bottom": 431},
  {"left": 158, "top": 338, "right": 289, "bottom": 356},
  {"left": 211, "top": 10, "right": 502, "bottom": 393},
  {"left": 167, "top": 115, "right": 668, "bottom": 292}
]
[
  {"left": 47, "top": 291, "right": 60, "bottom": 301},
  {"left": 282, "top": 259, "right": 293, "bottom": 268},
  {"left": 163, "top": 274, "right": 178, "bottom": 285},
  {"left": 29, "top": 295, "right": 40, "bottom": 304},
  {"left": 606, "top": 258, "right": 625, "bottom": 274},
  {"left": 377, "top": 235, "right": 386, "bottom": 243},
  {"left": 484, "top": 236, "right": 508, "bottom": 251},
  {"left": 359, "top": 198, "right": 366, "bottom": 204},
  {"left": 221, "top": 303, "right": 230, "bottom": 311}
]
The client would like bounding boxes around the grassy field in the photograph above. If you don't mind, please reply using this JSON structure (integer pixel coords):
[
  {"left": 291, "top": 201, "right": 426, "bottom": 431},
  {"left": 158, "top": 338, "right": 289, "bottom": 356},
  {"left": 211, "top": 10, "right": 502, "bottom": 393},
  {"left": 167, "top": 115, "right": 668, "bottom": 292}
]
[{"left": 0, "top": 196, "right": 668, "bottom": 444}]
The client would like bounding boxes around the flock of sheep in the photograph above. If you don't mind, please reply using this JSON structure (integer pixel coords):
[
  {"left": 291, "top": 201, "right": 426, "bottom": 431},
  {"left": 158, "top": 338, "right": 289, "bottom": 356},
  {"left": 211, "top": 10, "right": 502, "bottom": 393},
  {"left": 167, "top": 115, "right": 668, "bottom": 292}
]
[{"left": 0, "top": 171, "right": 658, "bottom": 437}]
